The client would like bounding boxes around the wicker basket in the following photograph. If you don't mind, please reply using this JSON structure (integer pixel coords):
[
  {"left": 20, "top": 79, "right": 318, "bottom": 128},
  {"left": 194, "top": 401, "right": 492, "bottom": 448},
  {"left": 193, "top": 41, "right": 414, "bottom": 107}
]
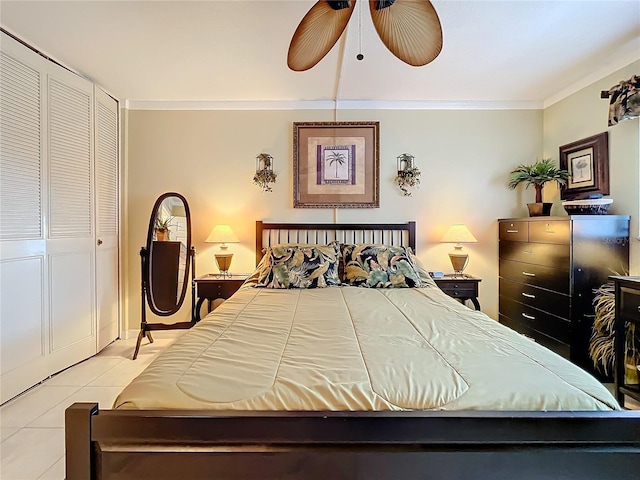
[{"left": 562, "top": 198, "right": 612, "bottom": 215}]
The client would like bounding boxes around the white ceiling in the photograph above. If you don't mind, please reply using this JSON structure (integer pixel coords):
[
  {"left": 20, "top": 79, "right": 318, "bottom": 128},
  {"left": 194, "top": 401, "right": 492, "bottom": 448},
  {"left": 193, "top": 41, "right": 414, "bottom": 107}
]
[{"left": 1, "top": 0, "right": 639, "bottom": 109}]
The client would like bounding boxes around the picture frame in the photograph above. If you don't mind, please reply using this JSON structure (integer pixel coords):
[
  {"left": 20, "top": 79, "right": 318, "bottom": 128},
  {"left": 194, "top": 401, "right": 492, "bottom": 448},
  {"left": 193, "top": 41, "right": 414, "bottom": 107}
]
[
  {"left": 559, "top": 132, "right": 609, "bottom": 200},
  {"left": 293, "top": 121, "right": 380, "bottom": 208}
]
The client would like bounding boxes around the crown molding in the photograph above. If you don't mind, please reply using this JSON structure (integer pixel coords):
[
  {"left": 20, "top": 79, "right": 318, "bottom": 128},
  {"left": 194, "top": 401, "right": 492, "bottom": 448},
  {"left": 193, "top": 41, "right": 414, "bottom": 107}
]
[
  {"left": 543, "top": 52, "right": 640, "bottom": 108},
  {"left": 125, "top": 99, "right": 542, "bottom": 111}
]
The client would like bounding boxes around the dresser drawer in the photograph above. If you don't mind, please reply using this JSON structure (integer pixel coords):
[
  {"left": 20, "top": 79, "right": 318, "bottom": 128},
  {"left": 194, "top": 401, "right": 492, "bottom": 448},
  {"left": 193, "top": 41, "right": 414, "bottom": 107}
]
[
  {"left": 435, "top": 279, "right": 476, "bottom": 297},
  {"left": 197, "top": 279, "right": 245, "bottom": 299},
  {"left": 529, "top": 220, "right": 570, "bottom": 244},
  {"left": 499, "top": 314, "right": 570, "bottom": 359},
  {"left": 499, "top": 221, "right": 528, "bottom": 242},
  {"left": 499, "top": 241, "right": 570, "bottom": 269},
  {"left": 499, "top": 259, "right": 570, "bottom": 294},
  {"left": 499, "top": 277, "right": 570, "bottom": 319},
  {"left": 620, "top": 286, "right": 640, "bottom": 319},
  {"left": 499, "top": 296, "right": 571, "bottom": 344}
]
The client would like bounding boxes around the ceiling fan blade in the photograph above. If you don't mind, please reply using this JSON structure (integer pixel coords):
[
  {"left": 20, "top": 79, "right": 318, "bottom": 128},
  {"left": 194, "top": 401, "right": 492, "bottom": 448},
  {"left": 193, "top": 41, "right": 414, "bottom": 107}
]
[
  {"left": 288, "top": 1, "right": 357, "bottom": 71},
  {"left": 369, "top": 0, "right": 442, "bottom": 67}
]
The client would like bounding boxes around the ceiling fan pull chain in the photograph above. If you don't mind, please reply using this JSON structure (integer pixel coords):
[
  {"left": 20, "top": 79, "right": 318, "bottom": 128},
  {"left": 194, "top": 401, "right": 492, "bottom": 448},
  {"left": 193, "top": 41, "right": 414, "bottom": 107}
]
[{"left": 357, "top": 0, "right": 364, "bottom": 61}]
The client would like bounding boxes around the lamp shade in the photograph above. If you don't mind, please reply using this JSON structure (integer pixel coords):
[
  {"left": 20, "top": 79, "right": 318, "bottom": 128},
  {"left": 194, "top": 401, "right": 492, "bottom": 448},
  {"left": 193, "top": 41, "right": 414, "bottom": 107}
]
[
  {"left": 205, "top": 225, "right": 239, "bottom": 244},
  {"left": 441, "top": 224, "right": 477, "bottom": 244}
]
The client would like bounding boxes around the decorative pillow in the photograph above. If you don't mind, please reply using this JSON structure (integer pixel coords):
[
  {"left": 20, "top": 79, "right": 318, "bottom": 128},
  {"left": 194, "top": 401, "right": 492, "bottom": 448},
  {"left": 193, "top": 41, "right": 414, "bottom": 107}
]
[
  {"left": 409, "top": 252, "right": 438, "bottom": 288},
  {"left": 255, "top": 243, "right": 341, "bottom": 289},
  {"left": 341, "top": 244, "right": 422, "bottom": 288},
  {"left": 328, "top": 240, "right": 345, "bottom": 281}
]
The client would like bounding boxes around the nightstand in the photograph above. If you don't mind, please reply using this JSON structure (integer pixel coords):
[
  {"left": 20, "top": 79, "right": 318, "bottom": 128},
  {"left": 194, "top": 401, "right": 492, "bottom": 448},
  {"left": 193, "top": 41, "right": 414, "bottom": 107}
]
[
  {"left": 194, "top": 274, "right": 248, "bottom": 321},
  {"left": 433, "top": 274, "right": 482, "bottom": 311}
]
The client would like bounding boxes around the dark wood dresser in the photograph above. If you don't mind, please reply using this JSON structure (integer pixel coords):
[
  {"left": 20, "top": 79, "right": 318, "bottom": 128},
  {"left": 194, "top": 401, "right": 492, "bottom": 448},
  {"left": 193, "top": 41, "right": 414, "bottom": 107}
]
[
  {"left": 498, "top": 215, "right": 629, "bottom": 373},
  {"left": 151, "top": 241, "right": 187, "bottom": 311}
]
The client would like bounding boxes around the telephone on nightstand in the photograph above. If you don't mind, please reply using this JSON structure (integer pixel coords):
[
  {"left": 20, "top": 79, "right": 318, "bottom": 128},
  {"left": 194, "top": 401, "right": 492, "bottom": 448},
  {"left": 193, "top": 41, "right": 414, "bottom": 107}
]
[{"left": 429, "top": 271, "right": 444, "bottom": 278}]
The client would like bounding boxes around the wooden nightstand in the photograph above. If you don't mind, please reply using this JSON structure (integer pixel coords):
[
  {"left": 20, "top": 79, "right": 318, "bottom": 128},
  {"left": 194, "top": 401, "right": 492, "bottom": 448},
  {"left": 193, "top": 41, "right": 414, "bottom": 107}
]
[
  {"left": 193, "top": 274, "right": 248, "bottom": 321},
  {"left": 433, "top": 274, "right": 482, "bottom": 311}
]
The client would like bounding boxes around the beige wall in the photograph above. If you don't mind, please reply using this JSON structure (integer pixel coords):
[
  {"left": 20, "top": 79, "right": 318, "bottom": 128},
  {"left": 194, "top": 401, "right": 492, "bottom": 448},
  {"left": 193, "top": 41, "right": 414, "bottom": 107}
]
[
  {"left": 124, "top": 108, "right": 543, "bottom": 330},
  {"left": 543, "top": 60, "right": 640, "bottom": 274}
]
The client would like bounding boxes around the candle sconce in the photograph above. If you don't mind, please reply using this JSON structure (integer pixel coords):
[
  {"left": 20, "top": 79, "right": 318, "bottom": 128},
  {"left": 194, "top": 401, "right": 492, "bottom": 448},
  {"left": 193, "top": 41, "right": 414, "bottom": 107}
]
[
  {"left": 394, "top": 153, "right": 421, "bottom": 196},
  {"left": 253, "top": 153, "right": 277, "bottom": 192}
]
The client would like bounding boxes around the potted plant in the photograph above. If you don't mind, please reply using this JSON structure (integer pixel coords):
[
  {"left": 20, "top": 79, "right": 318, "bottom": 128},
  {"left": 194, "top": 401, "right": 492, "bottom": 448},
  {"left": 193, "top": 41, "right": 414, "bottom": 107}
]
[
  {"left": 394, "top": 153, "right": 421, "bottom": 196},
  {"left": 154, "top": 216, "right": 173, "bottom": 241},
  {"left": 253, "top": 153, "right": 277, "bottom": 192},
  {"left": 589, "top": 281, "right": 639, "bottom": 383},
  {"left": 507, "top": 158, "right": 569, "bottom": 216}
]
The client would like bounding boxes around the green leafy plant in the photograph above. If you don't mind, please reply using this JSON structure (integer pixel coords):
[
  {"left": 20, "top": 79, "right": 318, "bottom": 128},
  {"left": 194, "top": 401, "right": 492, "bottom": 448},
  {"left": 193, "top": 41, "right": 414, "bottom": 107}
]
[
  {"left": 507, "top": 158, "right": 569, "bottom": 203},
  {"left": 253, "top": 153, "right": 277, "bottom": 192},
  {"left": 155, "top": 216, "right": 173, "bottom": 231},
  {"left": 394, "top": 167, "right": 421, "bottom": 196},
  {"left": 589, "top": 281, "right": 639, "bottom": 381},
  {"left": 154, "top": 216, "right": 173, "bottom": 240},
  {"left": 394, "top": 154, "right": 421, "bottom": 196},
  {"left": 253, "top": 169, "right": 277, "bottom": 192}
]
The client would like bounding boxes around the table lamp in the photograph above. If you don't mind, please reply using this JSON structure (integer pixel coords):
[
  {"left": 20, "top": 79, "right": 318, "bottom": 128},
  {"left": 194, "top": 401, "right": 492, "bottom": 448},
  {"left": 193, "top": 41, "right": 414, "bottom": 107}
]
[
  {"left": 205, "top": 224, "right": 239, "bottom": 277},
  {"left": 441, "top": 224, "right": 477, "bottom": 277}
]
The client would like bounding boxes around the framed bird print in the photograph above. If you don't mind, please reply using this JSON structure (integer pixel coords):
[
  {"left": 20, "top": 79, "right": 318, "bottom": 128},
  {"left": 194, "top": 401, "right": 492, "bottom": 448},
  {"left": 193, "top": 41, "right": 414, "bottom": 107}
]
[{"left": 293, "top": 122, "right": 380, "bottom": 208}]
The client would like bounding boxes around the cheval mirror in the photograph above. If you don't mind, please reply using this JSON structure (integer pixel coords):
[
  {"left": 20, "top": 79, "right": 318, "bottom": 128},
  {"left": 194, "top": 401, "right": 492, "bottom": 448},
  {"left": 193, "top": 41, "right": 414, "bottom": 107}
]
[{"left": 133, "top": 192, "right": 196, "bottom": 360}]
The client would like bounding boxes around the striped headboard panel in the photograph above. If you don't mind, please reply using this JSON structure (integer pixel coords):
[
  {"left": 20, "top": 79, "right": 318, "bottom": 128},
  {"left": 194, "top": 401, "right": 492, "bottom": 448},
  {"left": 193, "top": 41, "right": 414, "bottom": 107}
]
[{"left": 255, "top": 221, "right": 416, "bottom": 266}]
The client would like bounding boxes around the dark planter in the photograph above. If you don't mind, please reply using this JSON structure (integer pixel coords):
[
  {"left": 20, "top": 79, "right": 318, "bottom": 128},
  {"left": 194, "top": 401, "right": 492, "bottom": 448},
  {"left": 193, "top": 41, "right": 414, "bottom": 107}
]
[{"left": 527, "top": 202, "right": 552, "bottom": 216}]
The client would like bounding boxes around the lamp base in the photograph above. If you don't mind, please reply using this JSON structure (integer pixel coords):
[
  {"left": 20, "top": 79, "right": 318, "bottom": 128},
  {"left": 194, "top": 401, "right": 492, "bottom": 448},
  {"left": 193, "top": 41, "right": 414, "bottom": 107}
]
[
  {"left": 214, "top": 252, "right": 233, "bottom": 278},
  {"left": 448, "top": 247, "right": 469, "bottom": 277}
]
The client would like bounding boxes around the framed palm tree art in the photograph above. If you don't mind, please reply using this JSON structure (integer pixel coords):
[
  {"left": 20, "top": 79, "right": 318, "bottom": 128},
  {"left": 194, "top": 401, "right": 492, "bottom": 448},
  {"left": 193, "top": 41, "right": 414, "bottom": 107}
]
[{"left": 293, "top": 121, "right": 379, "bottom": 208}]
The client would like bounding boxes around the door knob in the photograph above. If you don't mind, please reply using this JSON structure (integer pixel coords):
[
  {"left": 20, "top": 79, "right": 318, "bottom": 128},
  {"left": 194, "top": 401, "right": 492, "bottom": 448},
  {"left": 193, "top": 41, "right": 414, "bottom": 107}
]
[{"left": 97, "top": 239, "right": 103, "bottom": 246}]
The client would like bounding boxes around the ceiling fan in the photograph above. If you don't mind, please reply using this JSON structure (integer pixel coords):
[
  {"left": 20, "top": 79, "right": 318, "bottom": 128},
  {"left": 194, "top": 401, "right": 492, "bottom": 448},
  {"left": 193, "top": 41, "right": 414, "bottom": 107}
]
[{"left": 287, "top": 0, "right": 443, "bottom": 72}]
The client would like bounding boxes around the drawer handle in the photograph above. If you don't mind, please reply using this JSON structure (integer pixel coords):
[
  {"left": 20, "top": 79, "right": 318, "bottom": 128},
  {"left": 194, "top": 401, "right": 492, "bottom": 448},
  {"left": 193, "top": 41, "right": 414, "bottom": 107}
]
[
  {"left": 506, "top": 229, "right": 519, "bottom": 233},
  {"left": 453, "top": 284, "right": 459, "bottom": 288},
  {"left": 522, "top": 313, "right": 536, "bottom": 320},
  {"left": 522, "top": 272, "right": 536, "bottom": 277},
  {"left": 523, "top": 251, "right": 533, "bottom": 255},
  {"left": 544, "top": 230, "right": 555, "bottom": 234},
  {"left": 522, "top": 292, "right": 536, "bottom": 299}
]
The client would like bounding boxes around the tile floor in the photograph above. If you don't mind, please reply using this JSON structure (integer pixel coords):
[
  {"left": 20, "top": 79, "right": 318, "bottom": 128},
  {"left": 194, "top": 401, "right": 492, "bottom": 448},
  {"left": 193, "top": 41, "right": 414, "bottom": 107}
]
[
  {"left": 0, "top": 330, "right": 183, "bottom": 480},
  {"left": 1, "top": 331, "right": 638, "bottom": 479}
]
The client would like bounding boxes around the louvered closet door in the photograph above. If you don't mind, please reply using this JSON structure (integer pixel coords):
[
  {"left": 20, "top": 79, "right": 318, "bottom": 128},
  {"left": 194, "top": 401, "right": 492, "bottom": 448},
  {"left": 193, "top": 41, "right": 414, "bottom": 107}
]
[
  {"left": 95, "top": 87, "right": 119, "bottom": 351},
  {"left": 0, "top": 33, "right": 49, "bottom": 403},
  {"left": 45, "top": 65, "right": 97, "bottom": 374}
]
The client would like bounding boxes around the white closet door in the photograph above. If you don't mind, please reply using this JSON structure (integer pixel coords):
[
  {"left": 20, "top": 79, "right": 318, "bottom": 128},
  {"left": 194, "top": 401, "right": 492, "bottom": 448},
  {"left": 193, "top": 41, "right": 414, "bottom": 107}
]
[
  {"left": 0, "top": 34, "right": 49, "bottom": 403},
  {"left": 95, "top": 87, "right": 119, "bottom": 351},
  {"left": 45, "top": 66, "right": 97, "bottom": 374}
]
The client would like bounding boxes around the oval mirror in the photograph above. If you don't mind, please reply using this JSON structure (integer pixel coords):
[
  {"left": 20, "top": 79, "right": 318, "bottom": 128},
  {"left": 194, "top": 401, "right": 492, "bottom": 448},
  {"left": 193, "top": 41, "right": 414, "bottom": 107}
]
[{"left": 144, "top": 192, "right": 192, "bottom": 316}]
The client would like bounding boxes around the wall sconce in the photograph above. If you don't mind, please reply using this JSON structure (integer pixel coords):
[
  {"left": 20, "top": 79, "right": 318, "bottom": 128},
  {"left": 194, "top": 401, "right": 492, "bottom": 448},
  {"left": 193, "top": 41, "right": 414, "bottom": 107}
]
[
  {"left": 205, "top": 224, "right": 239, "bottom": 277},
  {"left": 253, "top": 153, "right": 277, "bottom": 192},
  {"left": 441, "top": 224, "right": 478, "bottom": 277},
  {"left": 394, "top": 153, "right": 421, "bottom": 196}
]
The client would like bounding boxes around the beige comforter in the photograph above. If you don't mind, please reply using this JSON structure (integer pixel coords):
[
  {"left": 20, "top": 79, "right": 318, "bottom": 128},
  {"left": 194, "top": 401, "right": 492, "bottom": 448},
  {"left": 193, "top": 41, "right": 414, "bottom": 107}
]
[{"left": 114, "top": 286, "right": 618, "bottom": 411}]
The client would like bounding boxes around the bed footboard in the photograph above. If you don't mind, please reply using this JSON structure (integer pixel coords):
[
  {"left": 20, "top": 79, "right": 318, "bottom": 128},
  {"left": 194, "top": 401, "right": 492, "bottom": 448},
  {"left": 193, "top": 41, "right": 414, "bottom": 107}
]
[{"left": 65, "top": 403, "right": 640, "bottom": 480}]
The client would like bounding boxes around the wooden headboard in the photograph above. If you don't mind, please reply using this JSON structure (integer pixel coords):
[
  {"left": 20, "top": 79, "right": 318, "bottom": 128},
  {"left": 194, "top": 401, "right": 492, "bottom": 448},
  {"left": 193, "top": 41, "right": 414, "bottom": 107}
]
[{"left": 255, "top": 221, "right": 416, "bottom": 266}]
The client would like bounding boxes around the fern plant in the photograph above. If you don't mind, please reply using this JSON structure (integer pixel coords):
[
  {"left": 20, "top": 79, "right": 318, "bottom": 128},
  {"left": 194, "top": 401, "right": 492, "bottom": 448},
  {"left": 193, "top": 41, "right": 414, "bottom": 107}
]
[{"left": 589, "top": 281, "right": 639, "bottom": 380}]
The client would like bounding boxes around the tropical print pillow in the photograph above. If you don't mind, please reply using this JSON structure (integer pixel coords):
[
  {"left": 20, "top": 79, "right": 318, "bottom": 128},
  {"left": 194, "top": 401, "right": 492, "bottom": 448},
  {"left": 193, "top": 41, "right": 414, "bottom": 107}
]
[
  {"left": 341, "top": 244, "right": 422, "bottom": 288},
  {"left": 255, "top": 243, "right": 341, "bottom": 289}
]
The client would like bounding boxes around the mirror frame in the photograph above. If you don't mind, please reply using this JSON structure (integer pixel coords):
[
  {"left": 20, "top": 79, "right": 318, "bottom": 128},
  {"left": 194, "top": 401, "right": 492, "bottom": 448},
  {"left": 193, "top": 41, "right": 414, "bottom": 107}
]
[{"left": 143, "top": 192, "right": 192, "bottom": 316}]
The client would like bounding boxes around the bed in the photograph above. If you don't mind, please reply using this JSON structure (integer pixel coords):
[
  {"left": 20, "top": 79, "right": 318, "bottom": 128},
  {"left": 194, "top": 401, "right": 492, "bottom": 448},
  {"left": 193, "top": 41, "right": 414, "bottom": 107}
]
[{"left": 65, "top": 221, "right": 640, "bottom": 480}]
